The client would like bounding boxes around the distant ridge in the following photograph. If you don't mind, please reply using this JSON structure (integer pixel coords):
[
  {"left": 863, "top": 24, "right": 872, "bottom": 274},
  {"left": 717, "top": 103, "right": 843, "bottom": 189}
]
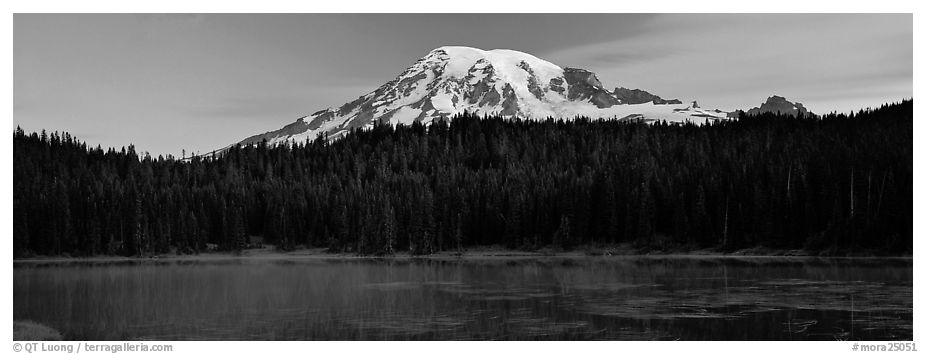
[{"left": 745, "top": 95, "right": 810, "bottom": 116}]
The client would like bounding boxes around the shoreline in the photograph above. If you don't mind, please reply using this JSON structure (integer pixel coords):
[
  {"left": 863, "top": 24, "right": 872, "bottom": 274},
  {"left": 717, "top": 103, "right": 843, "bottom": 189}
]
[
  {"left": 13, "top": 320, "right": 63, "bottom": 341},
  {"left": 13, "top": 245, "right": 912, "bottom": 264}
]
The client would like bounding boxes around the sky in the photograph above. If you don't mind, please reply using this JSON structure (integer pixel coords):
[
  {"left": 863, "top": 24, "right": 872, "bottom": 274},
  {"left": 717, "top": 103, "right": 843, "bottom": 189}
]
[{"left": 14, "top": 13, "right": 912, "bottom": 156}]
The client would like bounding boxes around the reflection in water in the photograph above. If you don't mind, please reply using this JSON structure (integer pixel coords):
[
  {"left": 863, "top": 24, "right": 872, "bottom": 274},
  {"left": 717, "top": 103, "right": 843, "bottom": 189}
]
[{"left": 13, "top": 257, "right": 912, "bottom": 340}]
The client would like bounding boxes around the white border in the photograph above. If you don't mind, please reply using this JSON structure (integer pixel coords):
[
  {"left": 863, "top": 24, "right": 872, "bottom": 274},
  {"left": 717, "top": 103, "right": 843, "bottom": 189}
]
[
  {"left": 3, "top": 0, "right": 923, "bottom": 13},
  {"left": 4, "top": 2, "right": 921, "bottom": 353}
]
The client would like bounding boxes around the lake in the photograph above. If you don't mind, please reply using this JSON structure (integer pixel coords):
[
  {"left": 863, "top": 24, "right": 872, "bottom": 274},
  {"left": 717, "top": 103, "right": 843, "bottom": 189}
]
[{"left": 13, "top": 256, "right": 912, "bottom": 340}]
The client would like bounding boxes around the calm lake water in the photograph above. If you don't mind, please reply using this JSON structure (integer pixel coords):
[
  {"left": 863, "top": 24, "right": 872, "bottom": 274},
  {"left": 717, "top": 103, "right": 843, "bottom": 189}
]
[{"left": 13, "top": 256, "right": 912, "bottom": 340}]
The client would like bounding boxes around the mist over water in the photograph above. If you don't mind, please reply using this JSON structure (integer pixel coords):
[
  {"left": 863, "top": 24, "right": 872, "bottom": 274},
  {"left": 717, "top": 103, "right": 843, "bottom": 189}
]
[{"left": 14, "top": 257, "right": 912, "bottom": 340}]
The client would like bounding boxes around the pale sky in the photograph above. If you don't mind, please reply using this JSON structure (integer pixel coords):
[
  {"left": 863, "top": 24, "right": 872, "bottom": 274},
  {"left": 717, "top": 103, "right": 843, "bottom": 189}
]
[{"left": 14, "top": 14, "right": 912, "bottom": 156}]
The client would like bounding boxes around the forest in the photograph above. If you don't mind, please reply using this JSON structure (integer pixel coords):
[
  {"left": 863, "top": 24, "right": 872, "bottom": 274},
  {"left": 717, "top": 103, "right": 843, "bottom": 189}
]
[{"left": 12, "top": 100, "right": 912, "bottom": 257}]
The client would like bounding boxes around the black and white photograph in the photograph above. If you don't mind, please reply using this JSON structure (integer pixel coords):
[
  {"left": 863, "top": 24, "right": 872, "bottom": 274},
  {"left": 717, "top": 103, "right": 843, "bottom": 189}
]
[{"left": 8, "top": 4, "right": 918, "bottom": 351}]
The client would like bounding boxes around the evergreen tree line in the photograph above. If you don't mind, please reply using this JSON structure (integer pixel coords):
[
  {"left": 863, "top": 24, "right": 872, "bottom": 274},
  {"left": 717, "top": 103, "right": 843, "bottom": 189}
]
[{"left": 13, "top": 100, "right": 912, "bottom": 257}]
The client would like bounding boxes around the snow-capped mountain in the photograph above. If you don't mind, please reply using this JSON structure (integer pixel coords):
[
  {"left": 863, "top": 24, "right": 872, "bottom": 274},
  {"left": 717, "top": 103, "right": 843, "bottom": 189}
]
[{"left": 239, "top": 46, "right": 730, "bottom": 146}]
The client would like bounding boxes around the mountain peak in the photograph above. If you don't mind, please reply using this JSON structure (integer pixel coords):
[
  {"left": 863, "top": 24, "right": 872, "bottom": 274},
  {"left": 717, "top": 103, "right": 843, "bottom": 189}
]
[
  {"left": 423, "top": 46, "right": 564, "bottom": 84},
  {"left": 746, "top": 95, "right": 810, "bottom": 116},
  {"left": 431, "top": 46, "right": 549, "bottom": 62},
  {"left": 237, "top": 47, "right": 730, "bottom": 146}
]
